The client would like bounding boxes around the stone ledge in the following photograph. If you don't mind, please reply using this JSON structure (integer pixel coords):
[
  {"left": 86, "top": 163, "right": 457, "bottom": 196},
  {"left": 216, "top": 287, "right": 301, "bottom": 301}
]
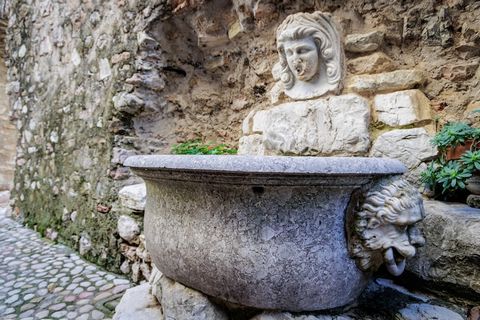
[
  {"left": 345, "top": 70, "right": 426, "bottom": 94},
  {"left": 406, "top": 200, "right": 480, "bottom": 297}
]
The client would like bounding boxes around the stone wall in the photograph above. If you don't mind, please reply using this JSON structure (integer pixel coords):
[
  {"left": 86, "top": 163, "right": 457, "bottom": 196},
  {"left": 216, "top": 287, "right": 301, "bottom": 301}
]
[
  {"left": 7, "top": 0, "right": 173, "bottom": 276},
  {"left": 0, "top": 57, "right": 15, "bottom": 191},
  {"left": 0, "top": 8, "right": 15, "bottom": 191},
  {"left": 8, "top": 0, "right": 480, "bottom": 282}
]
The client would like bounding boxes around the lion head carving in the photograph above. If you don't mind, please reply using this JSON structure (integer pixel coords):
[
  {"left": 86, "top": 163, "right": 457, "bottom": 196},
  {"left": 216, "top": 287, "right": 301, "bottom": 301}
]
[{"left": 349, "top": 177, "right": 425, "bottom": 276}]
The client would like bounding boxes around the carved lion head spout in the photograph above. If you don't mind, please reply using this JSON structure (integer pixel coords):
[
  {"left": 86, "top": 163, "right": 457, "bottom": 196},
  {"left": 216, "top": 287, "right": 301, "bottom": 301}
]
[
  {"left": 273, "top": 11, "right": 345, "bottom": 100},
  {"left": 349, "top": 177, "right": 425, "bottom": 276}
]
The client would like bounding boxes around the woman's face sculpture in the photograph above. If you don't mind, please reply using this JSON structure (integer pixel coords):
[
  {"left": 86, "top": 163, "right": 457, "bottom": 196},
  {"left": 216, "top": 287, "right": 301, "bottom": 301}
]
[
  {"left": 272, "top": 11, "right": 344, "bottom": 101},
  {"left": 283, "top": 37, "right": 319, "bottom": 82}
]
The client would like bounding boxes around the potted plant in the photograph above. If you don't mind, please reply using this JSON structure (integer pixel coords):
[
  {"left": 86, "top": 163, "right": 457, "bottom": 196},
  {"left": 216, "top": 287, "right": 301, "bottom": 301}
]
[
  {"left": 431, "top": 122, "right": 480, "bottom": 160},
  {"left": 420, "top": 159, "right": 472, "bottom": 199},
  {"left": 461, "top": 150, "right": 480, "bottom": 195},
  {"left": 421, "top": 122, "right": 480, "bottom": 202}
]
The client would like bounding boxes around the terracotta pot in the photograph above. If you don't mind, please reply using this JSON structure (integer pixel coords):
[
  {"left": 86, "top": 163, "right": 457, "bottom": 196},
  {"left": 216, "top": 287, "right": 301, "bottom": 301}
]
[{"left": 445, "top": 140, "right": 479, "bottom": 160}]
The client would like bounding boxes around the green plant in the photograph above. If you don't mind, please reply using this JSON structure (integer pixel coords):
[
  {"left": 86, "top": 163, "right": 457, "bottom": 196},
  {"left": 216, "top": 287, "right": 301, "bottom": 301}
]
[
  {"left": 171, "top": 140, "right": 237, "bottom": 155},
  {"left": 436, "top": 161, "right": 472, "bottom": 193},
  {"left": 420, "top": 161, "right": 441, "bottom": 191},
  {"left": 460, "top": 150, "right": 480, "bottom": 171},
  {"left": 421, "top": 122, "right": 480, "bottom": 198},
  {"left": 431, "top": 122, "right": 480, "bottom": 150}
]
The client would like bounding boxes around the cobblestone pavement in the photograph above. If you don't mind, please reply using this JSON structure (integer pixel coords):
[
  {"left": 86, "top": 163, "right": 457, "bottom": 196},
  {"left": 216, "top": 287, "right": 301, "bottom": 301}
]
[{"left": 0, "top": 205, "right": 131, "bottom": 319}]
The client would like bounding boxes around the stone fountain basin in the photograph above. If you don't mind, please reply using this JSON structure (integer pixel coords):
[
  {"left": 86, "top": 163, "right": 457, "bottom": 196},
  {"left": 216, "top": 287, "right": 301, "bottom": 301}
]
[{"left": 125, "top": 155, "right": 405, "bottom": 311}]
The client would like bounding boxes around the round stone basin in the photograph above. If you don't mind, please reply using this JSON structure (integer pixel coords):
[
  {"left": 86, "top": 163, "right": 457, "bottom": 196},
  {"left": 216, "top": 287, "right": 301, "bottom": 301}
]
[{"left": 125, "top": 155, "right": 405, "bottom": 311}]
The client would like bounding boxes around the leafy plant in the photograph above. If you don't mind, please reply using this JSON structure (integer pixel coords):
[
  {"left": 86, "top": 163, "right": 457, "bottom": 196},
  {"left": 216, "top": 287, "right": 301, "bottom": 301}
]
[
  {"left": 421, "top": 122, "right": 480, "bottom": 198},
  {"left": 171, "top": 140, "right": 237, "bottom": 155},
  {"left": 436, "top": 161, "right": 472, "bottom": 193},
  {"left": 460, "top": 150, "right": 480, "bottom": 171},
  {"left": 420, "top": 161, "right": 441, "bottom": 191},
  {"left": 431, "top": 122, "right": 480, "bottom": 150}
]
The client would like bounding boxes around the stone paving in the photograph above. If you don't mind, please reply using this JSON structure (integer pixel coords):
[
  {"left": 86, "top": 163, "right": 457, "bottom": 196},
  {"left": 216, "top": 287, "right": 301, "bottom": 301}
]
[{"left": 0, "top": 204, "right": 131, "bottom": 319}]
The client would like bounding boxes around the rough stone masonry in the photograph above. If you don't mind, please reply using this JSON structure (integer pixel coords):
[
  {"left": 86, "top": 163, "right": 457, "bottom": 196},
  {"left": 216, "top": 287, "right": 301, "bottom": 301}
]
[{"left": 6, "top": 0, "right": 480, "bottom": 285}]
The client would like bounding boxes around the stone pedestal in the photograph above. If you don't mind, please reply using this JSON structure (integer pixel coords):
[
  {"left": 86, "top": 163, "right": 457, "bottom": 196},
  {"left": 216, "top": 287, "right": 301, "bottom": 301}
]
[
  {"left": 125, "top": 155, "right": 408, "bottom": 311},
  {"left": 406, "top": 200, "right": 480, "bottom": 298},
  {"left": 113, "top": 270, "right": 467, "bottom": 320},
  {"left": 239, "top": 94, "right": 370, "bottom": 156}
]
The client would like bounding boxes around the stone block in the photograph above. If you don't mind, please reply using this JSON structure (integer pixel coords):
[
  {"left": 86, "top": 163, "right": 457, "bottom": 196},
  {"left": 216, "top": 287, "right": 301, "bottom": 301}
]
[
  {"left": 119, "top": 183, "right": 146, "bottom": 212},
  {"left": 370, "top": 128, "right": 437, "bottom": 184},
  {"left": 345, "top": 30, "right": 384, "bottom": 53},
  {"left": 113, "top": 92, "right": 145, "bottom": 115},
  {"left": 238, "top": 135, "right": 265, "bottom": 155},
  {"left": 374, "top": 90, "right": 432, "bottom": 127},
  {"left": 251, "top": 312, "right": 353, "bottom": 319},
  {"left": 251, "top": 109, "right": 269, "bottom": 134},
  {"left": 441, "top": 61, "right": 479, "bottom": 82},
  {"left": 398, "top": 303, "right": 463, "bottom": 320},
  {"left": 112, "top": 283, "right": 163, "bottom": 320},
  {"left": 345, "top": 70, "right": 426, "bottom": 94},
  {"left": 407, "top": 200, "right": 480, "bottom": 296},
  {"left": 153, "top": 275, "right": 228, "bottom": 320},
  {"left": 98, "top": 58, "right": 111, "bottom": 80},
  {"left": 347, "top": 52, "right": 396, "bottom": 75},
  {"left": 243, "top": 94, "right": 370, "bottom": 156},
  {"left": 117, "top": 215, "right": 140, "bottom": 244}
]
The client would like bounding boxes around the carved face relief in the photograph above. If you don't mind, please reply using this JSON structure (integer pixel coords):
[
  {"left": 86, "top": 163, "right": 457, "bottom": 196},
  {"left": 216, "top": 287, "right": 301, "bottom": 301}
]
[
  {"left": 348, "top": 177, "right": 425, "bottom": 276},
  {"left": 272, "top": 12, "right": 344, "bottom": 101},
  {"left": 283, "top": 37, "right": 319, "bottom": 82}
]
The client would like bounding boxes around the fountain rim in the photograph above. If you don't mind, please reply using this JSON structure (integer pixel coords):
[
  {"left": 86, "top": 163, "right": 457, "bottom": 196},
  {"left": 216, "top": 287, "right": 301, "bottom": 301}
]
[{"left": 124, "top": 155, "right": 406, "bottom": 176}]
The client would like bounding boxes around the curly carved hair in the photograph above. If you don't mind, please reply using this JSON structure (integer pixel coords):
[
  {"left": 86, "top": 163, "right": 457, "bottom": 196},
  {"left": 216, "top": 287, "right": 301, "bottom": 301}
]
[{"left": 350, "top": 177, "right": 425, "bottom": 272}]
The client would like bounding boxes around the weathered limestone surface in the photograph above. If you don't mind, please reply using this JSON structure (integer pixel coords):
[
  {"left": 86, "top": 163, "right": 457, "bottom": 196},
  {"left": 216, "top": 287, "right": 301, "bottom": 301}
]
[
  {"left": 238, "top": 134, "right": 265, "bottom": 155},
  {"left": 407, "top": 200, "right": 480, "bottom": 296},
  {"left": 240, "top": 94, "right": 370, "bottom": 156},
  {"left": 344, "top": 31, "right": 384, "bottom": 53},
  {"left": 345, "top": 70, "right": 426, "bottom": 94},
  {"left": 153, "top": 275, "right": 228, "bottom": 320},
  {"left": 119, "top": 183, "right": 146, "bottom": 212},
  {"left": 370, "top": 128, "right": 437, "bottom": 183},
  {"left": 398, "top": 303, "right": 464, "bottom": 320},
  {"left": 374, "top": 90, "right": 432, "bottom": 127},
  {"left": 9, "top": 0, "right": 480, "bottom": 290},
  {"left": 113, "top": 283, "right": 163, "bottom": 320},
  {"left": 117, "top": 215, "right": 140, "bottom": 244},
  {"left": 347, "top": 52, "right": 396, "bottom": 75},
  {"left": 126, "top": 155, "right": 406, "bottom": 311}
]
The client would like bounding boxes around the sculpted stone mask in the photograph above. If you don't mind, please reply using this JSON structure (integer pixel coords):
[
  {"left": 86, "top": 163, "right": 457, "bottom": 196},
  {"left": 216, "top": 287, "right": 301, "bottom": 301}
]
[
  {"left": 273, "top": 12, "right": 344, "bottom": 100},
  {"left": 349, "top": 177, "right": 425, "bottom": 276},
  {"left": 283, "top": 37, "right": 319, "bottom": 82}
]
